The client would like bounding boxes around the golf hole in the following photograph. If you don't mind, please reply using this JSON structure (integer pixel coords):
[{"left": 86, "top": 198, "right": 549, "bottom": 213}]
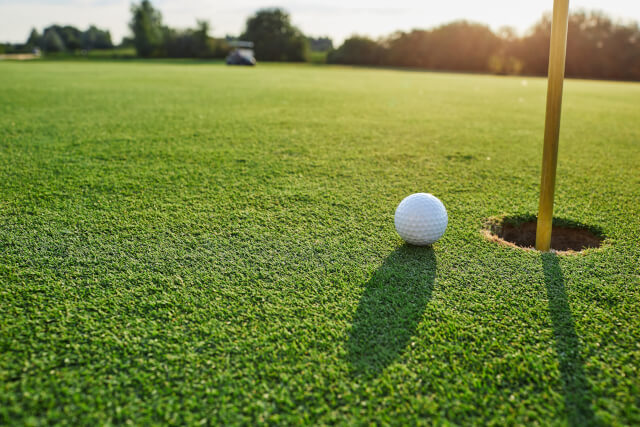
[{"left": 483, "top": 216, "right": 604, "bottom": 253}]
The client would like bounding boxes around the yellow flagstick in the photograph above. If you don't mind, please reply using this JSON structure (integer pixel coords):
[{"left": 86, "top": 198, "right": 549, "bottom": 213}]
[{"left": 536, "top": 0, "right": 571, "bottom": 251}]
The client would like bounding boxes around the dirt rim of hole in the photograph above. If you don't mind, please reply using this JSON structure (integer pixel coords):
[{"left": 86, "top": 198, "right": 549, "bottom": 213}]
[{"left": 482, "top": 215, "right": 605, "bottom": 255}]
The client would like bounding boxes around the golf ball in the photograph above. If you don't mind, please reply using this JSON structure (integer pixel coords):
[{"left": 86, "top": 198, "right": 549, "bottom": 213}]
[{"left": 394, "top": 193, "right": 448, "bottom": 245}]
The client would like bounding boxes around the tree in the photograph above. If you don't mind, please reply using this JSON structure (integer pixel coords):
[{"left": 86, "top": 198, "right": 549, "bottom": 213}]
[
  {"left": 240, "top": 8, "right": 307, "bottom": 62},
  {"left": 488, "top": 27, "right": 523, "bottom": 74},
  {"left": 59, "top": 25, "right": 83, "bottom": 50},
  {"left": 327, "top": 36, "right": 386, "bottom": 65},
  {"left": 83, "top": 26, "right": 114, "bottom": 50},
  {"left": 120, "top": 36, "right": 135, "bottom": 48},
  {"left": 37, "top": 24, "right": 113, "bottom": 53},
  {"left": 129, "top": 0, "right": 163, "bottom": 57},
  {"left": 424, "top": 21, "right": 500, "bottom": 71},
  {"left": 26, "top": 28, "right": 41, "bottom": 49},
  {"left": 384, "top": 30, "right": 431, "bottom": 67},
  {"left": 162, "top": 20, "right": 216, "bottom": 58},
  {"left": 191, "top": 20, "right": 211, "bottom": 57},
  {"left": 42, "top": 28, "right": 65, "bottom": 52}
]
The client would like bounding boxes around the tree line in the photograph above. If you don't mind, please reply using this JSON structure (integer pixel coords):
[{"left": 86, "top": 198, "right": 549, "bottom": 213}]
[
  {"left": 3, "top": 1, "right": 639, "bottom": 81},
  {"left": 128, "top": 2, "right": 318, "bottom": 61},
  {"left": 328, "top": 11, "right": 640, "bottom": 81},
  {"left": 1, "top": 25, "right": 113, "bottom": 54},
  {"left": 127, "top": 0, "right": 229, "bottom": 58}
]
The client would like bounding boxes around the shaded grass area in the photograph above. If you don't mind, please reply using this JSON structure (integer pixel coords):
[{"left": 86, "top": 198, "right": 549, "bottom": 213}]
[
  {"left": 542, "top": 254, "right": 597, "bottom": 426},
  {"left": 348, "top": 246, "right": 436, "bottom": 375},
  {"left": 0, "top": 61, "right": 639, "bottom": 424}
]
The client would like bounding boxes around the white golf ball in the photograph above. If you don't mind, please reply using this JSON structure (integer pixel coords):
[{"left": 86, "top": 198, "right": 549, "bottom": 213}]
[{"left": 394, "top": 193, "right": 448, "bottom": 245}]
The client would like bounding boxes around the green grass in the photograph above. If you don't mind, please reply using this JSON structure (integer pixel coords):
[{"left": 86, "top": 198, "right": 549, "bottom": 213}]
[
  {"left": 85, "top": 47, "right": 136, "bottom": 59},
  {"left": 1, "top": 61, "right": 639, "bottom": 425},
  {"left": 38, "top": 48, "right": 137, "bottom": 61}
]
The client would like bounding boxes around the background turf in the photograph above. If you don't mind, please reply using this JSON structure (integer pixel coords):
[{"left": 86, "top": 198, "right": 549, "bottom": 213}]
[{"left": 1, "top": 61, "right": 639, "bottom": 425}]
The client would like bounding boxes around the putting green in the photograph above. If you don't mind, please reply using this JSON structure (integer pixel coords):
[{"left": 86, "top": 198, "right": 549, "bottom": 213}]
[{"left": 1, "top": 61, "right": 639, "bottom": 424}]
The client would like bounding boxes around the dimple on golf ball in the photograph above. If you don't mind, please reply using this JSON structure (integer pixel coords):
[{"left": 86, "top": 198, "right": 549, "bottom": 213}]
[{"left": 394, "top": 193, "right": 448, "bottom": 245}]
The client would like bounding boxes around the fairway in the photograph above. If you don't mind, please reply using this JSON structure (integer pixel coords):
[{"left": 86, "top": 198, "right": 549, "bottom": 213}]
[{"left": 1, "top": 61, "right": 639, "bottom": 424}]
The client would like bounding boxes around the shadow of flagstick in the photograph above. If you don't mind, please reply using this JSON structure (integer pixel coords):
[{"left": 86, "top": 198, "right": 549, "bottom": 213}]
[{"left": 542, "top": 253, "right": 599, "bottom": 426}]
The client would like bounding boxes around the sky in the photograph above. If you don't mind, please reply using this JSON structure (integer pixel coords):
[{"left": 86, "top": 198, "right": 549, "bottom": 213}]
[{"left": 1, "top": 0, "right": 639, "bottom": 45}]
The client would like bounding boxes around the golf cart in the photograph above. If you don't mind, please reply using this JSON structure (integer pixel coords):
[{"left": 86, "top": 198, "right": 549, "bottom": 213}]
[{"left": 226, "top": 41, "right": 256, "bottom": 66}]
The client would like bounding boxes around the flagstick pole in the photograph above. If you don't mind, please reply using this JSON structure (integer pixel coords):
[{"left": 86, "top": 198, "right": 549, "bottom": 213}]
[{"left": 536, "top": 0, "right": 571, "bottom": 251}]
